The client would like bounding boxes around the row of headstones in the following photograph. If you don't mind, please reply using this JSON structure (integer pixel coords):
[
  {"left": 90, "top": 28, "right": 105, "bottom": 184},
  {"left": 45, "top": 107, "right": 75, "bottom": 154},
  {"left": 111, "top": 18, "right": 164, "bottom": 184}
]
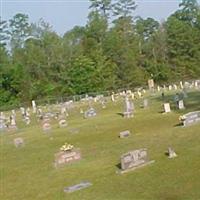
[
  {"left": 149, "top": 80, "right": 200, "bottom": 91},
  {"left": 163, "top": 99, "right": 185, "bottom": 113}
]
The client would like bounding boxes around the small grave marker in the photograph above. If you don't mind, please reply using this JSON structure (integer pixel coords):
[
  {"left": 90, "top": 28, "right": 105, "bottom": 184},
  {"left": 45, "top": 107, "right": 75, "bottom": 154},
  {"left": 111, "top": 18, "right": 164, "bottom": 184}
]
[
  {"left": 119, "top": 130, "right": 130, "bottom": 138},
  {"left": 64, "top": 181, "right": 92, "bottom": 193}
]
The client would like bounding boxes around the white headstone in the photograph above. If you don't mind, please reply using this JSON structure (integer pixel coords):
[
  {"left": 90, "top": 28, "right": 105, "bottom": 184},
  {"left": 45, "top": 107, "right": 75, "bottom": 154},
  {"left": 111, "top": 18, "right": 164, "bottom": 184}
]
[
  {"left": 178, "top": 100, "right": 185, "bottom": 110},
  {"left": 164, "top": 103, "right": 171, "bottom": 113}
]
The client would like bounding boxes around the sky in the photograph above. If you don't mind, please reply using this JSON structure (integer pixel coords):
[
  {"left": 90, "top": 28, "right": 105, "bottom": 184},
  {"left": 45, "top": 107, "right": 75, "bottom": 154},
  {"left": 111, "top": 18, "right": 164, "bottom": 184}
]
[{"left": 0, "top": 0, "right": 191, "bottom": 35}]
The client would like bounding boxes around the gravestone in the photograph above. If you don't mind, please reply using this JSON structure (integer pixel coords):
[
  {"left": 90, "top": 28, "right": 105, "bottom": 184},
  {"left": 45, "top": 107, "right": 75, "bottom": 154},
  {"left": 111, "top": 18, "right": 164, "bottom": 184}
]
[
  {"left": 9, "top": 116, "right": 17, "bottom": 130},
  {"left": 181, "top": 111, "right": 200, "bottom": 127},
  {"left": 143, "top": 99, "right": 148, "bottom": 108},
  {"left": 119, "top": 130, "right": 130, "bottom": 138},
  {"left": 178, "top": 100, "right": 185, "bottom": 110},
  {"left": 64, "top": 181, "right": 92, "bottom": 193},
  {"left": 120, "top": 148, "right": 154, "bottom": 174},
  {"left": 173, "top": 84, "right": 178, "bottom": 90},
  {"left": 137, "top": 91, "right": 142, "bottom": 98},
  {"left": 163, "top": 103, "right": 171, "bottom": 113},
  {"left": 180, "top": 81, "right": 183, "bottom": 89},
  {"left": 167, "top": 147, "right": 177, "bottom": 159},
  {"left": 20, "top": 107, "right": 26, "bottom": 117},
  {"left": 54, "top": 149, "right": 81, "bottom": 167},
  {"left": 111, "top": 93, "right": 115, "bottom": 102},
  {"left": 84, "top": 108, "right": 96, "bottom": 118},
  {"left": 124, "top": 97, "right": 134, "bottom": 118},
  {"left": 32, "top": 100, "right": 37, "bottom": 113},
  {"left": 168, "top": 85, "right": 172, "bottom": 91},
  {"left": 148, "top": 79, "right": 154, "bottom": 90},
  {"left": 14, "top": 138, "right": 24, "bottom": 148},
  {"left": 0, "top": 118, "right": 6, "bottom": 131},
  {"left": 59, "top": 119, "right": 68, "bottom": 128}
]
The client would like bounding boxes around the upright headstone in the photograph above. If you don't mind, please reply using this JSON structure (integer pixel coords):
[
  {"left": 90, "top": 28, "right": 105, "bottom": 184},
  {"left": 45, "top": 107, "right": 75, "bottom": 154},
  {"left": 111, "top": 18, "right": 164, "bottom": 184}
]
[
  {"left": 20, "top": 107, "right": 26, "bottom": 117},
  {"left": 9, "top": 115, "right": 17, "bottom": 130},
  {"left": 178, "top": 100, "right": 185, "bottom": 110},
  {"left": 180, "top": 81, "right": 183, "bottom": 89},
  {"left": 148, "top": 79, "right": 154, "bottom": 91},
  {"left": 0, "top": 117, "right": 6, "bottom": 131},
  {"left": 164, "top": 103, "right": 171, "bottom": 113},
  {"left": 173, "top": 84, "right": 178, "bottom": 90},
  {"left": 120, "top": 149, "right": 154, "bottom": 174},
  {"left": 111, "top": 93, "right": 115, "bottom": 102},
  {"left": 124, "top": 97, "right": 134, "bottom": 118},
  {"left": 32, "top": 100, "right": 37, "bottom": 113}
]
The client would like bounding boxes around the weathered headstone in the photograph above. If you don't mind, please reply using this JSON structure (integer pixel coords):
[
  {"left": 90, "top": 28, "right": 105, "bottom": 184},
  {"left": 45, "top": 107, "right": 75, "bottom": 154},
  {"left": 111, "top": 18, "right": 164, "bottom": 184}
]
[
  {"left": 64, "top": 181, "right": 92, "bottom": 193},
  {"left": 163, "top": 103, "right": 171, "bottom": 113},
  {"left": 124, "top": 97, "right": 134, "bottom": 118},
  {"left": 119, "top": 130, "right": 130, "bottom": 138},
  {"left": 120, "top": 148, "right": 154, "bottom": 174}
]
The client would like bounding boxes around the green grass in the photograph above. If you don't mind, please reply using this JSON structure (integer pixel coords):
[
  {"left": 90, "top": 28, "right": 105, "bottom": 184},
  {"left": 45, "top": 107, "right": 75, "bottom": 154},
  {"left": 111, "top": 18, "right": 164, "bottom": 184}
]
[{"left": 1, "top": 90, "right": 200, "bottom": 200}]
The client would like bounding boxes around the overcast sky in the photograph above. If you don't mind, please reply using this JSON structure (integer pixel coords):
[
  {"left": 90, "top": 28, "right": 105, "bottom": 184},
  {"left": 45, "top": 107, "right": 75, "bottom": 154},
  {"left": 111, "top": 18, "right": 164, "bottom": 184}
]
[{"left": 0, "top": 0, "right": 195, "bottom": 35}]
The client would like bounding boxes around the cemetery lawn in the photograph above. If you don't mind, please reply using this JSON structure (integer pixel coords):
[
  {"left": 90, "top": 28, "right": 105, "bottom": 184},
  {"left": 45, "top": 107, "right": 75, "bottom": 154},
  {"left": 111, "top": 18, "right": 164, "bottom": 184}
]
[{"left": 1, "top": 90, "right": 200, "bottom": 200}]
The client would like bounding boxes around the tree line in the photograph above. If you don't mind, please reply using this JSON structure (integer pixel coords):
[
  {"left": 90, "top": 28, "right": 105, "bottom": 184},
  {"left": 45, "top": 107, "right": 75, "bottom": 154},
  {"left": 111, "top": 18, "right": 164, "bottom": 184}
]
[{"left": 0, "top": 0, "right": 200, "bottom": 108}]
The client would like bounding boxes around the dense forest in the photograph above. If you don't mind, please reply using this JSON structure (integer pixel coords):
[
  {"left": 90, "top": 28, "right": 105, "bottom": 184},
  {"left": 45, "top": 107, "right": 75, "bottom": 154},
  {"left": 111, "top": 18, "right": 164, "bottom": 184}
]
[{"left": 1, "top": 0, "right": 200, "bottom": 108}]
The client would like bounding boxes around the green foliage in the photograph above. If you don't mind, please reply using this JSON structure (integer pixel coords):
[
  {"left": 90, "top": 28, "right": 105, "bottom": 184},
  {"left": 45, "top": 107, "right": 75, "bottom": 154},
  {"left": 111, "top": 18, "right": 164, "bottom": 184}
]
[{"left": 1, "top": 0, "right": 200, "bottom": 108}]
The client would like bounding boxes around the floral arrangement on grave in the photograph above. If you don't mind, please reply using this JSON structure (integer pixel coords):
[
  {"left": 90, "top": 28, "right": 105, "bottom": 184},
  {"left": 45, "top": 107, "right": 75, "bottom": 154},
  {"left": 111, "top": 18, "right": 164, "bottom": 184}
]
[
  {"left": 60, "top": 143, "right": 74, "bottom": 152},
  {"left": 179, "top": 115, "right": 186, "bottom": 122}
]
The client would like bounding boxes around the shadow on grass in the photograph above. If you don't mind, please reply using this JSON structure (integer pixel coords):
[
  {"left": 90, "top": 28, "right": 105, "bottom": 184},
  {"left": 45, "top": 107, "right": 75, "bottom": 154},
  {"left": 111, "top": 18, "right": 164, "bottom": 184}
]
[
  {"left": 116, "top": 113, "right": 124, "bottom": 117},
  {"left": 174, "top": 123, "right": 182, "bottom": 127},
  {"left": 115, "top": 163, "right": 121, "bottom": 170}
]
